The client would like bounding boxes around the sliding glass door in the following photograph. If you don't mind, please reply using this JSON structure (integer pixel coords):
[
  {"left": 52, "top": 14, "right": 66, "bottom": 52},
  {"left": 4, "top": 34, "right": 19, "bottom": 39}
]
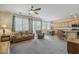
[
  {"left": 47, "top": 22, "right": 51, "bottom": 30},
  {"left": 42, "top": 21, "right": 47, "bottom": 33},
  {"left": 33, "top": 20, "right": 42, "bottom": 33},
  {"left": 42, "top": 21, "right": 51, "bottom": 33},
  {"left": 33, "top": 20, "right": 51, "bottom": 34}
]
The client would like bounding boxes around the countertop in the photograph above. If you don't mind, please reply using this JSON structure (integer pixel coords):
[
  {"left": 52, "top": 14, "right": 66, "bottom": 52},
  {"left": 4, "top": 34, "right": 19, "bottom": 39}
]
[
  {"left": 0, "top": 41, "right": 10, "bottom": 54},
  {"left": 67, "top": 39, "right": 79, "bottom": 44}
]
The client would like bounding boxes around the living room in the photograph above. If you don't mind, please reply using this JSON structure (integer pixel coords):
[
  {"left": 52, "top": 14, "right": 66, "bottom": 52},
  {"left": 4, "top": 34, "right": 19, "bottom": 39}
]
[{"left": 0, "top": 4, "right": 79, "bottom": 54}]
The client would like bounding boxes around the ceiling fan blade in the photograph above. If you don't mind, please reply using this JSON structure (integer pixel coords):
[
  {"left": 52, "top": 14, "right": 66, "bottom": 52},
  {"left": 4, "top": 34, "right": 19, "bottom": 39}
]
[
  {"left": 34, "top": 12, "right": 39, "bottom": 14},
  {"left": 33, "top": 8, "right": 41, "bottom": 11}
]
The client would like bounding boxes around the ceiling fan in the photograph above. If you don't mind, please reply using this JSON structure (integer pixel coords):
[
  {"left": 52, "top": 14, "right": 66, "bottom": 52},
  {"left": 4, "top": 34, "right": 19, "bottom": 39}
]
[{"left": 28, "top": 5, "right": 41, "bottom": 15}]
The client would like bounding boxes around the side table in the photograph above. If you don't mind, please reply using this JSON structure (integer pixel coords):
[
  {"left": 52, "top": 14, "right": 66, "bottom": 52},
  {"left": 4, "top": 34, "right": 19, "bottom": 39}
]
[{"left": 1, "top": 35, "right": 10, "bottom": 42}]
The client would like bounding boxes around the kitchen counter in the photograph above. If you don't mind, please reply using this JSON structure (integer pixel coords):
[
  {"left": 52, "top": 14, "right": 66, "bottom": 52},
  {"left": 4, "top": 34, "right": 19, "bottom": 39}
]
[
  {"left": 67, "top": 39, "right": 79, "bottom": 44},
  {"left": 0, "top": 41, "right": 10, "bottom": 54},
  {"left": 67, "top": 39, "right": 79, "bottom": 54}
]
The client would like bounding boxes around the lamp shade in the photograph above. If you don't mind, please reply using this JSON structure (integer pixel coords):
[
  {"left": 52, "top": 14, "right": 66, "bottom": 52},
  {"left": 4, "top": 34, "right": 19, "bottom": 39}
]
[{"left": 1, "top": 24, "right": 7, "bottom": 28}]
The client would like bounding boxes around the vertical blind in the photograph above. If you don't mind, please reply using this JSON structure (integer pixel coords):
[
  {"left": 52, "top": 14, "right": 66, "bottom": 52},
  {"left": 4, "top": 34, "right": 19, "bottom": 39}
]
[{"left": 14, "top": 16, "right": 51, "bottom": 32}]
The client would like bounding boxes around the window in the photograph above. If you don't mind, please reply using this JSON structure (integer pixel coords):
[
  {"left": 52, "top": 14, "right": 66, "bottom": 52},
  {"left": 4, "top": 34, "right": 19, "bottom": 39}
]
[
  {"left": 42, "top": 21, "right": 47, "bottom": 30},
  {"left": 36, "top": 21, "right": 41, "bottom": 30},
  {"left": 33, "top": 20, "right": 42, "bottom": 33},
  {"left": 47, "top": 22, "right": 51, "bottom": 30},
  {"left": 22, "top": 18, "right": 29, "bottom": 31},
  {"left": 42, "top": 21, "right": 51, "bottom": 33},
  {"left": 15, "top": 16, "right": 29, "bottom": 32}
]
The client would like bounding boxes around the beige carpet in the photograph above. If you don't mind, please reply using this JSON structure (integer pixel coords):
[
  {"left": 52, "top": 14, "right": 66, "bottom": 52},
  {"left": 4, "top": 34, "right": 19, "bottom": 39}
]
[{"left": 10, "top": 35, "right": 67, "bottom": 54}]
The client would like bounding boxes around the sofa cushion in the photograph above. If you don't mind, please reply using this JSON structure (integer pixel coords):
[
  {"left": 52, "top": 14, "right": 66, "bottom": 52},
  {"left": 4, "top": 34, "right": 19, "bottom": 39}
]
[{"left": 22, "top": 34, "right": 28, "bottom": 37}]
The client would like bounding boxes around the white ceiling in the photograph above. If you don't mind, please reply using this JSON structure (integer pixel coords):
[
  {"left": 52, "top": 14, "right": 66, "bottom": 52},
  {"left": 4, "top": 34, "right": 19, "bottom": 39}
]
[{"left": 0, "top": 4, "right": 79, "bottom": 21}]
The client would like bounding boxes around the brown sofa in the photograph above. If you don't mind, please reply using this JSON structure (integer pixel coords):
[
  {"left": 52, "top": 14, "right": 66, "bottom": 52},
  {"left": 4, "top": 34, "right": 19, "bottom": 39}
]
[{"left": 11, "top": 31, "right": 34, "bottom": 43}]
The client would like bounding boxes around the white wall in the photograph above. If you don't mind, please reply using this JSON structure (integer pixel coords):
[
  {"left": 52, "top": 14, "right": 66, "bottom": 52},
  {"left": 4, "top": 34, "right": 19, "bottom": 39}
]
[{"left": 0, "top": 11, "right": 13, "bottom": 36}]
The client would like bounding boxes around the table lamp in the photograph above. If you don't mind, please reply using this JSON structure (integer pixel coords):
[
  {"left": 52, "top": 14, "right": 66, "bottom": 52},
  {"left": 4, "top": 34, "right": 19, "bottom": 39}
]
[{"left": 1, "top": 24, "right": 7, "bottom": 35}]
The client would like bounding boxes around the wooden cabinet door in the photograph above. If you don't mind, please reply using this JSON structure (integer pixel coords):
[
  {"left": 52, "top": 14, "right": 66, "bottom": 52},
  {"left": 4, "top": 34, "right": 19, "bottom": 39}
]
[{"left": 67, "top": 42, "right": 79, "bottom": 54}]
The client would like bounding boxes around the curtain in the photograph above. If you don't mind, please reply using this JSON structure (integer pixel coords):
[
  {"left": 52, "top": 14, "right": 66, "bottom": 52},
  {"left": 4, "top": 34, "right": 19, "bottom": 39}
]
[{"left": 12, "top": 15, "right": 15, "bottom": 32}]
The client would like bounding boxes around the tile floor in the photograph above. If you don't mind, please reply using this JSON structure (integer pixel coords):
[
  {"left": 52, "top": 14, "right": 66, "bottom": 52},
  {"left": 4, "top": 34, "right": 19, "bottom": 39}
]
[{"left": 10, "top": 35, "right": 67, "bottom": 54}]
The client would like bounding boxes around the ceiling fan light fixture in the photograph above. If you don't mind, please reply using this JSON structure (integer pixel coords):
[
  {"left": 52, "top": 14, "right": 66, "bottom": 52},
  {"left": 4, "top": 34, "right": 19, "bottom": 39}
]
[{"left": 29, "top": 11, "right": 34, "bottom": 14}]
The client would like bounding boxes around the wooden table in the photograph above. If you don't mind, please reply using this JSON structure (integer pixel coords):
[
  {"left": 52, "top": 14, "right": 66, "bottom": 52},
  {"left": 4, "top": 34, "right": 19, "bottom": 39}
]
[
  {"left": 67, "top": 39, "right": 79, "bottom": 54},
  {"left": 0, "top": 41, "right": 10, "bottom": 54}
]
